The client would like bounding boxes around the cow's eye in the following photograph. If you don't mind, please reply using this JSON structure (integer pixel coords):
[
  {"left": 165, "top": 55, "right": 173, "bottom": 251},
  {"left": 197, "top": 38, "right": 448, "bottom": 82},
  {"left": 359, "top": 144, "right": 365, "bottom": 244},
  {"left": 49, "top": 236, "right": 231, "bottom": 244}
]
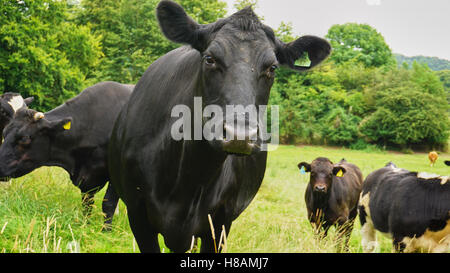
[
  {"left": 204, "top": 55, "right": 216, "bottom": 66},
  {"left": 266, "top": 64, "right": 278, "bottom": 78},
  {"left": 18, "top": 136, "right": 31, "bottom": 146}
]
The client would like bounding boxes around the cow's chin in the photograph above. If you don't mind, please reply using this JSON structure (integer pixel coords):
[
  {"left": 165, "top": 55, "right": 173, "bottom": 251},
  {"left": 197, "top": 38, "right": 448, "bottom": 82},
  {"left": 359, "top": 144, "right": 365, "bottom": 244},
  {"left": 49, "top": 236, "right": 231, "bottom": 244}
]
[{"left": 207, "top": 139, "right": 260, "bottom": 156}]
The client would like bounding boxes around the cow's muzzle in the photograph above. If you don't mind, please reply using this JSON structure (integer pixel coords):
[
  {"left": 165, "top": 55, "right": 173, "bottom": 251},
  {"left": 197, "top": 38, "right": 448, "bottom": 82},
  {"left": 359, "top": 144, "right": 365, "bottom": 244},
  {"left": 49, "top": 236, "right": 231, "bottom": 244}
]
[{"left": 220, "top": 122, "right": 259, "bottom": 155}]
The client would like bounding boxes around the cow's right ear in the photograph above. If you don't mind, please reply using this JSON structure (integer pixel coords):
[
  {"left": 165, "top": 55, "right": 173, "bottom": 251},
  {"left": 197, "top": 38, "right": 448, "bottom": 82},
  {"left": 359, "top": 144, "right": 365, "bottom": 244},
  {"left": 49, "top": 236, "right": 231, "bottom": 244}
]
[
  {"left": 297, "top": 162, "right": 311, "bottom": 172},
  {"left": 157, "top": 1, "right": 207, "bottom": 51},
  {"left": 23, "top": 97, "right": 34, "bottom": 106},
  {"left": 276, "top": 35, "right": 331, "bottom": 72},
  {"left": 44, "top": 117, "right": 73, "bottom": 133}
]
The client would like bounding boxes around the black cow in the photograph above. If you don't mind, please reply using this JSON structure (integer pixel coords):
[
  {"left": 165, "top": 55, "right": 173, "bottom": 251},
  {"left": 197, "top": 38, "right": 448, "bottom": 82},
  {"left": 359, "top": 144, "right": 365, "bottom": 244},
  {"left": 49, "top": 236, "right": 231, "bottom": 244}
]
[
  {"left": 358, "top": 162, "right": 450, "bottom": 253},
  {"left": 298, "top": 158, "right": 363, "bottom": 250},
  {"left": 0, "top": 93, "right": 34, "bottom": 142},
  {"left": 108, "top": 1, "right": 331, "bottom": 252},
  {"left": 0, "top": 82, "right": 133, "bottom": 229},
  {"left": 445, "top": 160, "right": 450, "bottom": 166}
]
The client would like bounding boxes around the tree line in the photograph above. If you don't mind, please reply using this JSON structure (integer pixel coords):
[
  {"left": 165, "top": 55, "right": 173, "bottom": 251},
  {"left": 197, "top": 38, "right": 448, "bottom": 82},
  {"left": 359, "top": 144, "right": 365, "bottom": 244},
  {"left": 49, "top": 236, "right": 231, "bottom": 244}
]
[
  {"left": 395, "top": 54, "right": 450, "bottom": 71},
  {"left": 0, "top": 0, "right": 448, "bottom": 151}
]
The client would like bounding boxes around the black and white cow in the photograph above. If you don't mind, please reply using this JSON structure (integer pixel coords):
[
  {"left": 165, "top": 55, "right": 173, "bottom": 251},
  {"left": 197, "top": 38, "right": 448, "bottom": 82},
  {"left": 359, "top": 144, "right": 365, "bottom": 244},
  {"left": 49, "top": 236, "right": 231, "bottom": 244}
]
[
  {"left": 0, "top": 93, "right": 34, "bottom": 181},
  {"left": 0, "top": 93, "right": 34, "bottom": 142},
  {"left": 108, "top": 1, "right": 331, "bottom": 252},
  {"left": 0, "top": 82, "right": 133, "bottom": 229},
  {"left": 359, "top": 162, "right": 450, "bottom": 252}
]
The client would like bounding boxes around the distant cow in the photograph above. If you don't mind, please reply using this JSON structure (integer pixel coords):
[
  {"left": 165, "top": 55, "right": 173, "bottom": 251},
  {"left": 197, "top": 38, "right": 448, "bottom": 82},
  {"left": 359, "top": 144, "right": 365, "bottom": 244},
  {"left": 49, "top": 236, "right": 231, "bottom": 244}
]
[
  {"left": 0, "top": 93, "right": 34, "bottom": 143},
  {"left": 108, "top": 1, "right": 331, "bottom": 252},
  {"left": 298, "top": 158, "right": 363, "bottom": 250},
  {"left": 359, "top": 162, "right": 450, "bottom": 253},
  {"left": 445, "top": 160, "right": 450, "bottom": 166},
  {"left": 428, "top": 151, "right": 438, "bottom": 167},
  {"left": 0, "top": 82, "right": 133, "bottom": 229}
]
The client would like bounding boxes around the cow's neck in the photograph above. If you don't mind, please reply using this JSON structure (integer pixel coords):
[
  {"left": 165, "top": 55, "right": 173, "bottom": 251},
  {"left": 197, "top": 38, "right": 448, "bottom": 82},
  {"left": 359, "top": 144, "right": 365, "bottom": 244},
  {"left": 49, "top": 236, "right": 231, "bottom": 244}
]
[
  {"left": 311, "top": 191, "right": 330, "bottom": 211},
  {"left": 168, "top": 77, "right": 229, "bottom": 187}
]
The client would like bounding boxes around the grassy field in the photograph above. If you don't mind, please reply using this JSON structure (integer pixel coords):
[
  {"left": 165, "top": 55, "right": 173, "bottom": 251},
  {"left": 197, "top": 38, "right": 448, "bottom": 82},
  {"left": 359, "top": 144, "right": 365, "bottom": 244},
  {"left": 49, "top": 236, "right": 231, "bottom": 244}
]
[{"left": 0, "top": 145, "right": 448, "bottom": 253}]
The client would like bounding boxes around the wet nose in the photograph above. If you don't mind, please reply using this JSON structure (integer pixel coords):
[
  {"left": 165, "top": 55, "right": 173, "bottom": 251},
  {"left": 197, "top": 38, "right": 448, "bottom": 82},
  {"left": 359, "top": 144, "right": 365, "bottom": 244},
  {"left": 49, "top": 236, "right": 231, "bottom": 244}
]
[
  {"left": 224, "top": 123, "right": 258, "bottom": 141},
  {"left": 314, "top": 185, "right": 327, "bottom": 193}
]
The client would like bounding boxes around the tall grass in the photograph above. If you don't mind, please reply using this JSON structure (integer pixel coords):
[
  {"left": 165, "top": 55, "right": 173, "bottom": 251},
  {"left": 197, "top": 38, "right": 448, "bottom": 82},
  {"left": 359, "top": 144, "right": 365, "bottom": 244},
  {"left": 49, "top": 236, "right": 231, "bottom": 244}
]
[{"left": 0, "top": 145, "right": 448, "bottom": 253}]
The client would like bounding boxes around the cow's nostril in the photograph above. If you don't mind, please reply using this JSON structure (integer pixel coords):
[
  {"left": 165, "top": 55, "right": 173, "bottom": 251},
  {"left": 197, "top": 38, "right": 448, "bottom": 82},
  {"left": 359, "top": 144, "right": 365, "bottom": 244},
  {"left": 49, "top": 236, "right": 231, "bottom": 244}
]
[
  {"left": 314, "top": 185, "right": 326, "bottom": 192},
  {"left": 223, "top": 123, "right": 258, "bottom": 141}
]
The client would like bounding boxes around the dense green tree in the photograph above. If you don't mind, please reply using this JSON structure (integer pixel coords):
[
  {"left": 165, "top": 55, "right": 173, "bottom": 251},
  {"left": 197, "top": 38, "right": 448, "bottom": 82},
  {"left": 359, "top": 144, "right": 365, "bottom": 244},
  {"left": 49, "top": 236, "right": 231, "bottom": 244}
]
[
  {"left": 178, "top": 0, "right": 227, "bottom": 24},
  {"left": 326, "top": 23, "right": 396, "bottom": 68},
  {"left": 76, "top": 0, "right": 227, "bottom": 84},
  {"left": 360, "top": 66, "right": 449, "bottom": 149},
  {"left": 0, "top": 0, "right": 102, "bottom": 111},
  {"left": 435, "top": 69, "right": 450, "bottom": 109}
]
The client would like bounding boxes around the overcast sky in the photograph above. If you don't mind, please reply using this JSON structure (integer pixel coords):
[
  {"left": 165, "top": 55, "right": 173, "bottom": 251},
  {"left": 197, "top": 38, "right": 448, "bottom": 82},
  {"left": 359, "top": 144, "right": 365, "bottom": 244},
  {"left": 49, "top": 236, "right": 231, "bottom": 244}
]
[{"left": 222, "top": 0, "right": 450, "bottom": 60}]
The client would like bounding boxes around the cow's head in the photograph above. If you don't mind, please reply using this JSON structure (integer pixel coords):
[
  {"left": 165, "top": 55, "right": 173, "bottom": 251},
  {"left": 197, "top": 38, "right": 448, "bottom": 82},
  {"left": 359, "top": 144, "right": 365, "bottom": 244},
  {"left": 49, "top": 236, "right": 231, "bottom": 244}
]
[
  {"left": 0, "top": 93, "right": 33, "bottom": 136},
  {"left": 0, "top": 108, "right": 71, "bottom": 179},
  {"left": 157, "top": 1, "right": 331, "bottom": 155},
  {"left": 298, "top": 157, "right": 346, "bottom": 194}
]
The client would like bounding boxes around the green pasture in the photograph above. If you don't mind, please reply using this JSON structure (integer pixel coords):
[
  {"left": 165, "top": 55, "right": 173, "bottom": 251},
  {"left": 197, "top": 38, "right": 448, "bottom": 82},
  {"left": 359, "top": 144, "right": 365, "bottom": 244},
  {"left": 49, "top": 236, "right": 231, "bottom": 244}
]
[{"left": 0, "top": 145, "right": 448, "bottom": 253}]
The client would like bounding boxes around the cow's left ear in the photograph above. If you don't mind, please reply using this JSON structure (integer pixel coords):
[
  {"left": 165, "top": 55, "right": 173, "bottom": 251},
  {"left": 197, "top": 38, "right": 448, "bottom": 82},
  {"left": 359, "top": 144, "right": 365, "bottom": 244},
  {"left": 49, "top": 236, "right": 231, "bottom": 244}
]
[
  {"left": 156, "top": 0, "right": 210, "bottom": 52},
  {"left": 332, "top": 166, "right": 346, "bottom": 177},
  {"left": 297, "top": 162, "right": 311, "bottom": 172},
  {"left": 276, "top": 35, "right": 331, "bottom": 71}
]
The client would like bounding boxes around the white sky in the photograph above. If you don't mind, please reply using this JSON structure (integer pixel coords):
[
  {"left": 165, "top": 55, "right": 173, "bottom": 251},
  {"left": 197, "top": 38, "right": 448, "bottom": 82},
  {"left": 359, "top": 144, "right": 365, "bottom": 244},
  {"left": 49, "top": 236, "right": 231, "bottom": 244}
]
[{"left": 222, "top": 0, "right": 450, "bottom": 60}]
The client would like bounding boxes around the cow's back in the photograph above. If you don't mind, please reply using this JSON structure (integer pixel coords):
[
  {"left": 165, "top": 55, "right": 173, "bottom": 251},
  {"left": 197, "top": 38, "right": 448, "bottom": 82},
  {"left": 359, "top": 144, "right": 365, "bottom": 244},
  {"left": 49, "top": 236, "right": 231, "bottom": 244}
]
[{"left": 49, "top": 81, "right": 133, "bottom": 148}]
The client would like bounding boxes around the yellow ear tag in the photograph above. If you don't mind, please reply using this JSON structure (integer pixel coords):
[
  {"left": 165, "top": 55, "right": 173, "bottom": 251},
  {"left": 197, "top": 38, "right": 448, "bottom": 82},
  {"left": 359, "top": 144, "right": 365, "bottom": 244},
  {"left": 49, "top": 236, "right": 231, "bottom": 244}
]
[
  {"left": 336, "top": 169, "right": 344, "bottom": 177},
  {"left": 63, "top": 121, "right": 71, "bottom": 130}
]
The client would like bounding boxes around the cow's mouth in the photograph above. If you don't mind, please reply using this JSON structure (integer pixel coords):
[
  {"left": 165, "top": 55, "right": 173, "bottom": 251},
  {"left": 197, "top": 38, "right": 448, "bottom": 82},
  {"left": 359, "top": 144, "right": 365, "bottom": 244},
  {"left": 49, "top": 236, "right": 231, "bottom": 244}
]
[
  {"left": 222, "top": 139, "right": 259, "bottom": 155},
  {"left": 220, "top": 123, "right": 260, "bottom": 155}
]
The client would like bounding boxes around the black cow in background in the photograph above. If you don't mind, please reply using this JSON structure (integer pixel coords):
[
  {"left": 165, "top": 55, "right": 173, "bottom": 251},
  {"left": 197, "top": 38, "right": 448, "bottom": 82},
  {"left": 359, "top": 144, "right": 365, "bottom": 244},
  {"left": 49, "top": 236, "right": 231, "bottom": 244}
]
[
  {"left": 359, "top": 162, "right": 450, "bottom": 253},
  {"left": 298, "top": 158, "right": 363, "bottom": 251},
  {"left": 0, "top": 82, "right": 133, "bottom": 230},
  {"left": 108, "top": 1, "right": 331, "bottom": 252},
  {"left": 0, "top": 93, "right": 34, "bottom": 143},
  {"left": 445, "top": 160, "right": 450, "bottom": 166},
  {"left": 0, "top": 93, "right": 34, "bottom": 181}
]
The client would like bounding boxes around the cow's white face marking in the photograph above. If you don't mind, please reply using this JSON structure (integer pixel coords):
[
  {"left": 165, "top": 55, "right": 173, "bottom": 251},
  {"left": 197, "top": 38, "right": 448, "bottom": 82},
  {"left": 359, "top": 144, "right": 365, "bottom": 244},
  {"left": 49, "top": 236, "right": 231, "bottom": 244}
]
[
  {"left": 417, "top": 172, "right": 449, "bottom": 185},
  {"left": 7, "top": 95, "right": 24, "bottom": 113}
]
